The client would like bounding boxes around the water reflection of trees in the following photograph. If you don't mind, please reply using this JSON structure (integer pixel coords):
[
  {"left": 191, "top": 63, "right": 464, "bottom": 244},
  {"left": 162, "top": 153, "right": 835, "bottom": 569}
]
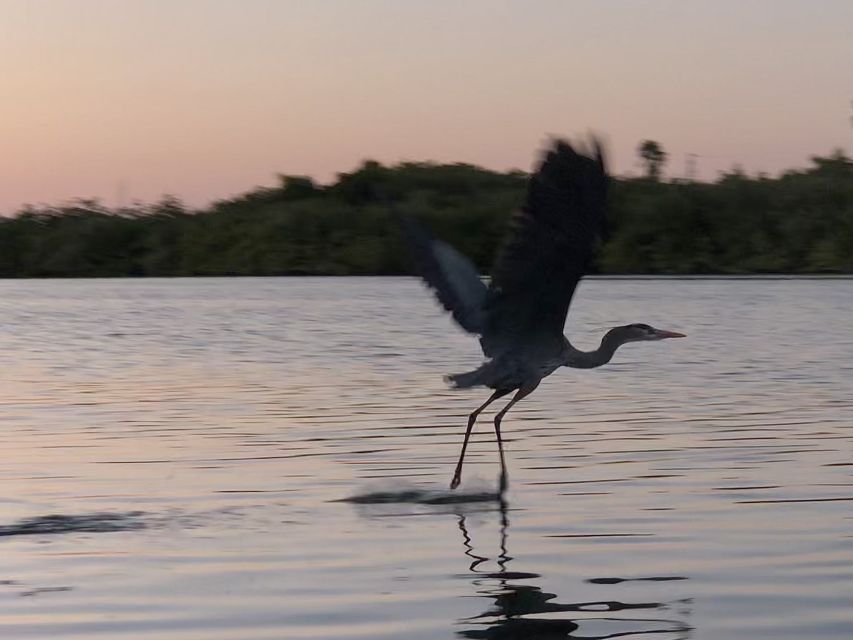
[{"left": 456, "top": 497, "right": 692, "bottom": 639}]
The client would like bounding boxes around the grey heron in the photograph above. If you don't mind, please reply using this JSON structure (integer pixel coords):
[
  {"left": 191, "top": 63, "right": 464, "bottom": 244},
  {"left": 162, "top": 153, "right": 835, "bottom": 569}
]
[{"left": 400, "top": 139, "right": 685, "bottom": 490}]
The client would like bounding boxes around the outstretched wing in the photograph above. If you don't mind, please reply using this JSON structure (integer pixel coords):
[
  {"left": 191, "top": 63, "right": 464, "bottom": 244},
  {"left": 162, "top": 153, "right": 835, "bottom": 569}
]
[
  {"left": 398, "top": 213, "right": 487, "bottom": 334},
  {"left": 480, "top": 139, "right": 608, "bottom": 357}
]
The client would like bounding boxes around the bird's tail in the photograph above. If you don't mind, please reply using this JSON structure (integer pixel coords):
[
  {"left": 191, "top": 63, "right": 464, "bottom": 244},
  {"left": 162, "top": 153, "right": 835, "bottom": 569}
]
[
  {"left": 444, "top": 360, "right": 501, "bottom": 389},
  {"left": 444, "top": 370, "right": 482, "bottom": 389}
]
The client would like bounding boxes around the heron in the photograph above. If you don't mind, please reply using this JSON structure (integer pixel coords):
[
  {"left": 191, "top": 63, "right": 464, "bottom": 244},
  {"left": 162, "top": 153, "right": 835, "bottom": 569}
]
[{"left": 400, "top": 138, "right": 685, "bottom": 491}]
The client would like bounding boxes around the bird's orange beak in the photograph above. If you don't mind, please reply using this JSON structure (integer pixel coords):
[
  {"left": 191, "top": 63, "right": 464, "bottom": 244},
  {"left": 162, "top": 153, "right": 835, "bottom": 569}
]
[{"left": 656, "top": 330, "right": 686, "bottom": 339}]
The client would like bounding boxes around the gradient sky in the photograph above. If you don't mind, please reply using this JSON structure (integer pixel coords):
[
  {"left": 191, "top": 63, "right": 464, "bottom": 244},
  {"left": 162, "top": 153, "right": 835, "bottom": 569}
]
[{"left": 2, "top": 0, "right": 851, "bottom": 212}]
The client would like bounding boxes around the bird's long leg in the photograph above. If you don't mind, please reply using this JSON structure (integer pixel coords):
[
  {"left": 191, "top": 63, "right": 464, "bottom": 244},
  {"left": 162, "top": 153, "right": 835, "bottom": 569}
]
[
  {"left": 493, "top": 382, "right": 540, "bottom": 493},
  {"left": 450, "top": 389, "right": 511, "bottom": 490}
]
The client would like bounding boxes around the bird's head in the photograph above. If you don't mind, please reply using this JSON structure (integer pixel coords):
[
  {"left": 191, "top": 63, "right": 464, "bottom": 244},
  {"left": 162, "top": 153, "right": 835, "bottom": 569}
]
[{"left": 607, "top": 323, "right": 686, "bottom": 345}]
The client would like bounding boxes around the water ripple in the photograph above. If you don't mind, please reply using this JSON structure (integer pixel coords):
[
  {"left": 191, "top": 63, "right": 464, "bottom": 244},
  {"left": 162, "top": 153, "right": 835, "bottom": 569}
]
[{"left": 0, "top": 277, "right": 851, "bottom": 639}]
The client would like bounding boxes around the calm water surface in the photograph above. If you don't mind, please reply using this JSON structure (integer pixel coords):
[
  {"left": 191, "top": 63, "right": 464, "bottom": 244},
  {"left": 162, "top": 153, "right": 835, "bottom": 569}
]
[{"left": 0, "top": 277, "right": 852, "bottom": 639}]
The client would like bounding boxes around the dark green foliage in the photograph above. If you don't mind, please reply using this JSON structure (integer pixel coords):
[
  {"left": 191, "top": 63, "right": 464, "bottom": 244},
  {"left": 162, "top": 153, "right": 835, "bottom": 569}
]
[{"left": 1, "top": 150, "right": 851, "bottom": 277}]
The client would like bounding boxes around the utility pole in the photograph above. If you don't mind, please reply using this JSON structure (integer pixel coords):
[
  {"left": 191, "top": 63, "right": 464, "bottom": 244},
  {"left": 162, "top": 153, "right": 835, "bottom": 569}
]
[{"left": 685, "top": 153, "right": 699, "bottom": 181}]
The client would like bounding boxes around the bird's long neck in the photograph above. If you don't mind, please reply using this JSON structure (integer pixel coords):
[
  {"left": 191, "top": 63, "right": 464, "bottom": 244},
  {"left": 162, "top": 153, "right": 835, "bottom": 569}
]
[{"left": 563, "top": 331, "right": 622, "bottom": 369}]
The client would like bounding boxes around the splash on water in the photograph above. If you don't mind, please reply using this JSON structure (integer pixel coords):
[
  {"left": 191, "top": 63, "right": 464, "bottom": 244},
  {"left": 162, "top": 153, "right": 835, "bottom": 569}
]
[
  {"left": 0, "top": 512, "right": 147, "bottom": 537},
  {"left": 337, "top": 482, "right": 501, "bottom": 506}
]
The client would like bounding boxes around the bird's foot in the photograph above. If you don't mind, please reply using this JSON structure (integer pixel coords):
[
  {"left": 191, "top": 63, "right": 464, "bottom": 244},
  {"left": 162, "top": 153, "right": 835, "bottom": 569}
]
[{"left": 450, "top": 473, "right": 461, "bottom": 490}]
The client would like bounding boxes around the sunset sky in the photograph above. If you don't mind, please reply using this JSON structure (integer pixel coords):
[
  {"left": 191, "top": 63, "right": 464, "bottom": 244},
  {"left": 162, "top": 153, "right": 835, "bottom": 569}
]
[{"left": 2, "top": 0, "right": 851, "bottom": 212}]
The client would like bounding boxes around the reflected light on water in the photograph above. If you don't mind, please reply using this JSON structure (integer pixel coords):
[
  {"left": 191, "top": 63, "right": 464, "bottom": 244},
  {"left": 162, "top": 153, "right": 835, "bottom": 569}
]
[{"left": 0, "top": 277, "right": 851, "bottom": 639}]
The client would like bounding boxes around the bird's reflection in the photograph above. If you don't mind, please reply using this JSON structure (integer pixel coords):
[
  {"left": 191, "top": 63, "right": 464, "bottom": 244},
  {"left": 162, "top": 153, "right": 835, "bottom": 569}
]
[{"left": 456, "top": 496, "right": 691, "bottom": 639}]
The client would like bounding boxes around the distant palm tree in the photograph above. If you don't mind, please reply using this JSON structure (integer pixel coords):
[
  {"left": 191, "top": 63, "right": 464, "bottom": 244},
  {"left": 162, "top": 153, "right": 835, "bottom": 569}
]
[{"left": 638, "top": 139, "right": 667, "bottom": 180}]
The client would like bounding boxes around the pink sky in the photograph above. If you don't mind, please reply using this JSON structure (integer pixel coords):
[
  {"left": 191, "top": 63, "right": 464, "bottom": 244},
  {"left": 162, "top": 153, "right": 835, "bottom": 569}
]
[{"left": 1, "top": 0, "right": 851, "bottom": 213}]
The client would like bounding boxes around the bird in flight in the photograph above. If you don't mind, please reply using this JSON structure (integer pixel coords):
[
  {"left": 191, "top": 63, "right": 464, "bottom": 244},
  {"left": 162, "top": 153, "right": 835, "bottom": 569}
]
[{"left": 400, "top": 138, "right": 685, "bottom": 491}]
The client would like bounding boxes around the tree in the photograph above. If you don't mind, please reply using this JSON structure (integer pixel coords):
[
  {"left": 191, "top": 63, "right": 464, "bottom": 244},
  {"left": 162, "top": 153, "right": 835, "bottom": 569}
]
[
  {"left": 2, "top": 148, "right": 852, "bottom": 277},
  {"left": 333, "top": 160, "right": 389, "bottom": 204},
  {"left": 809, "top": 148, "right": 852, "bottom": 178},
  {"left": 278, "top": 175, "right": 321, "bottom": 201},
  {"left": 638, "top": 140, "right": 667, "bottom": 180}
]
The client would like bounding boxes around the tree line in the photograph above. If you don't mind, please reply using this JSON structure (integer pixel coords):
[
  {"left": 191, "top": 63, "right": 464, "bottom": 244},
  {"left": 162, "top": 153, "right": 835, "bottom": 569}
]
[{"left": 1, "top": 143, "right": 851, "bottom": 277}]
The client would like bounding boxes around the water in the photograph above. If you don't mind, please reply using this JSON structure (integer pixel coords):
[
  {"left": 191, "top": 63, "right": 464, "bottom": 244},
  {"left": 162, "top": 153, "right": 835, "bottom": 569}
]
[{"left": 0, "top": 276, "right": 851, "bottom": 639}]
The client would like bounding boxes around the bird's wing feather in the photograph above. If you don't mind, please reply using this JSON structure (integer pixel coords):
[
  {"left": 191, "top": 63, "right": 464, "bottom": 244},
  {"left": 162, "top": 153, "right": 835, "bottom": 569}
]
[
  {"left": 480, "top": 139, "right": 608, "bottom": 357},
  {"left": 398, "top": 214, "right": 488, "bottom": 334}
]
